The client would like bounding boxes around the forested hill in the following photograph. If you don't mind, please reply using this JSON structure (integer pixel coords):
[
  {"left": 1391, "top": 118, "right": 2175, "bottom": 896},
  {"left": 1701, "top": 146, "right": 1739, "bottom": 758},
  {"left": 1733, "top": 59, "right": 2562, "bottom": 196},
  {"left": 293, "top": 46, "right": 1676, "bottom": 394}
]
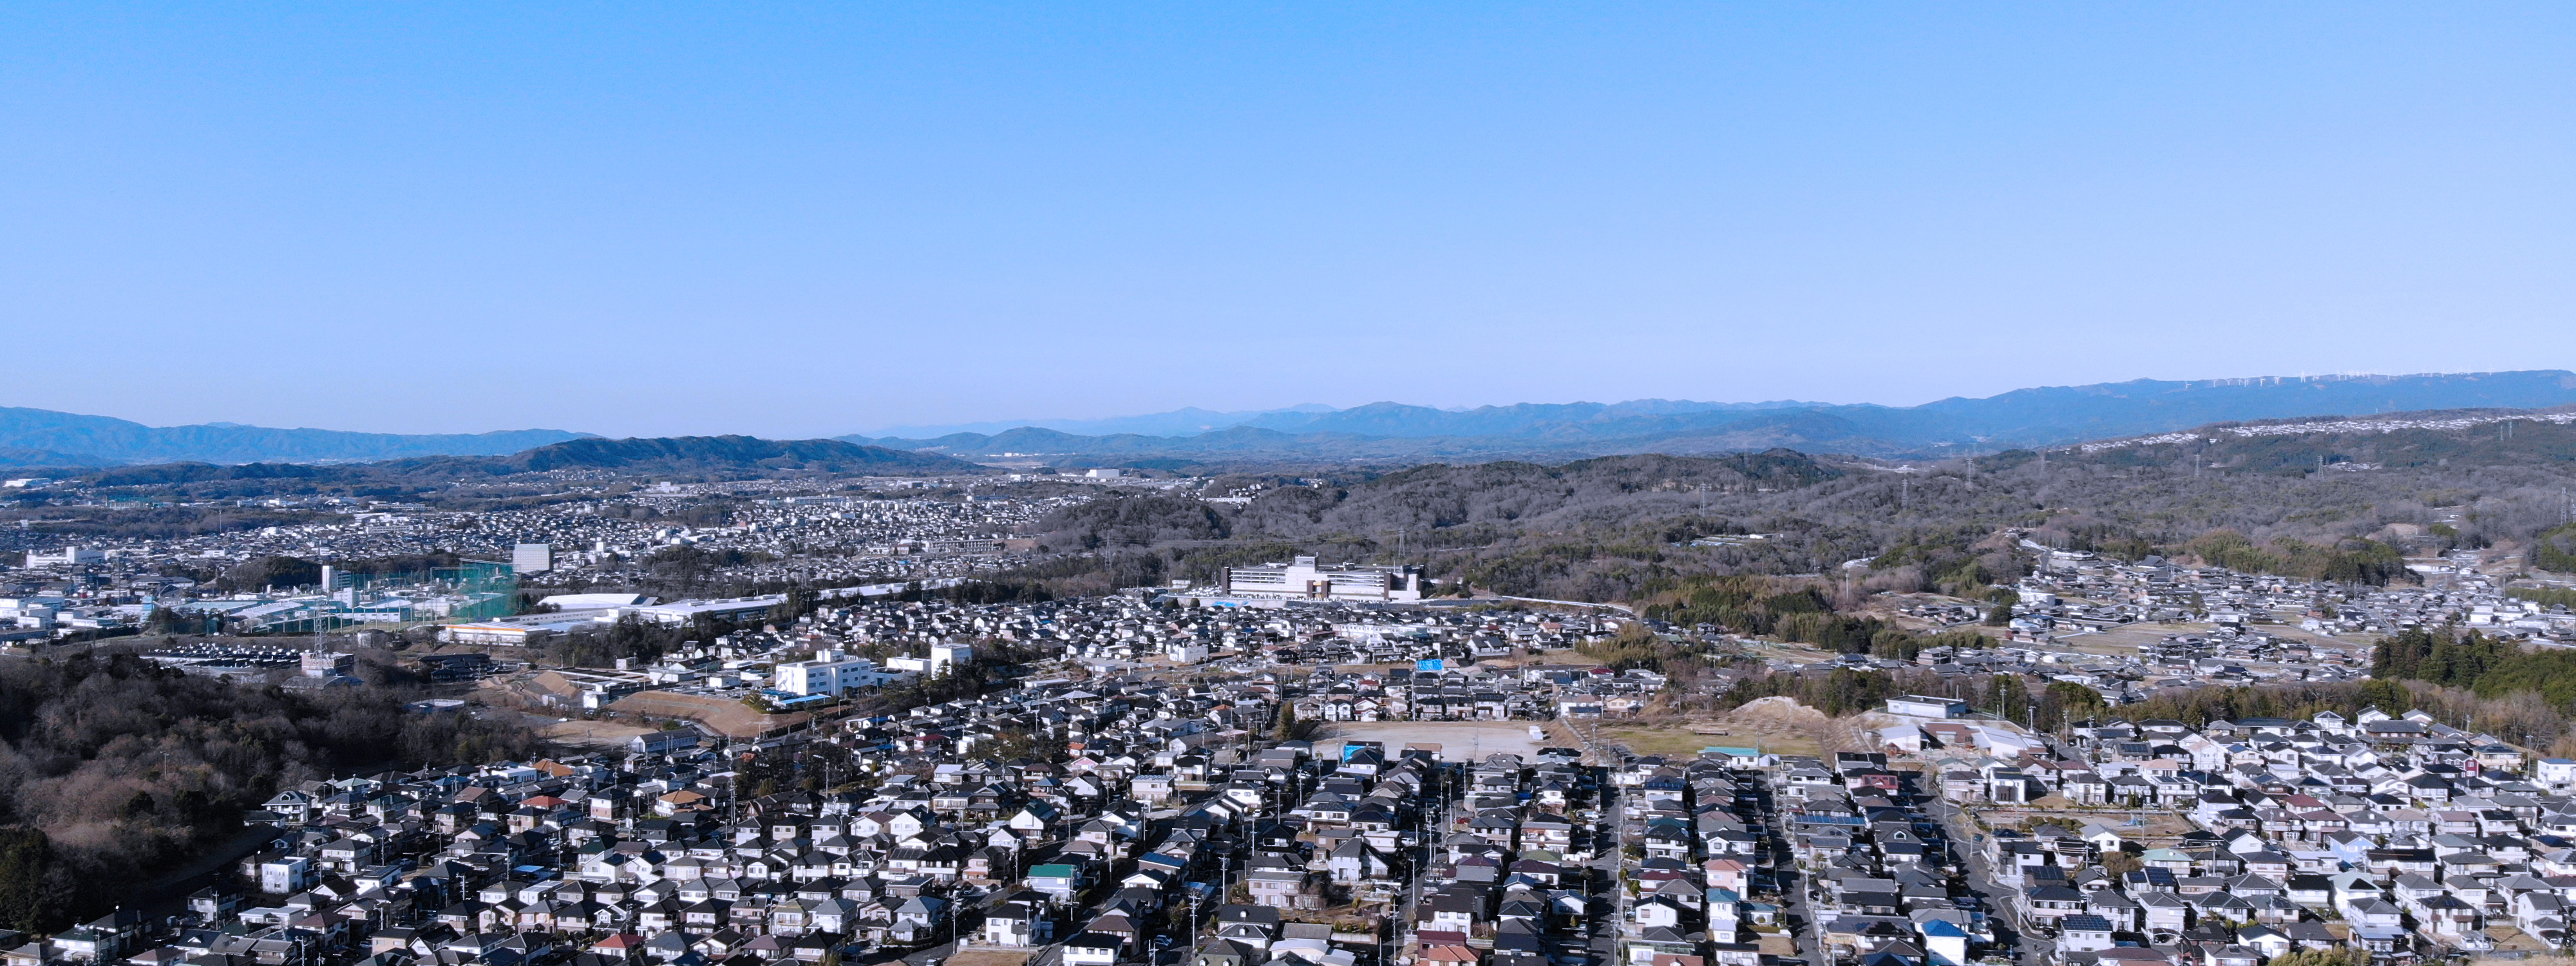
[
  {"left": 1982, "top": 407, "right": 2576, "bottom": 475},
  {"left": 482, "top": 435, "right": 981, "bottom": 473},
  {"left": 1226, "top": 451, "right": 1841, "bottom": 536},
  {"left": 1014, "top": 422, "right": 2576, "bottom": 603},
  {"left": 0, "top": 652, "right": 533, "bottom": 931},
  {"left": 48, "top": 436, "right": 985, "bottom": 500},
  {"left": 1039, "top": 451, "right": 1842, "bottom": 547}
]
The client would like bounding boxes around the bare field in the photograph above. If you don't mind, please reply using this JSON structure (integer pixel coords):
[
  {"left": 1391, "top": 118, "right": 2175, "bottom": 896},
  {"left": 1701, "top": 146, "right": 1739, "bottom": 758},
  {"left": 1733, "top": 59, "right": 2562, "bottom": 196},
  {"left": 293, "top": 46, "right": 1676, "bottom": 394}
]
[
  {"left": 2069, "top": 621, "right": 2210, "bottom": 651},
  {"left": 945, "top": 951, "right": 1032, "bottom": 966},
  {"left": 540, "top": 719, "right": 656, "bottom": 748},
  {"left": 1317, "top": 721, "right": 1558, "bottom": 762},
  {"left": 1596, "top": 726, "right": 1723, "bottom": 758},
  {"left": 609, "top": 690, "right": 811, "bottom": 738},
  {"left": 1600, "top": 697, "right": 1878, "bottom": 760}
]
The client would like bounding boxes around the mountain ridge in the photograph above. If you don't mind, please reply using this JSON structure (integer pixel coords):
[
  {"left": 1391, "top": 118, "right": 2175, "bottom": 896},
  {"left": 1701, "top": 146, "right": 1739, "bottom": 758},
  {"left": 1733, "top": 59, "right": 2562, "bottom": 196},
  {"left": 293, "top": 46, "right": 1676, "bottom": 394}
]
[
  {"left": 0, "top": 406, "right": 591, "bottom": 466},
  {"left": 13, "top": 370, "right": 2576, "bottom": 468},
  {"left": 843, "top": 370, "right": 2576, "bottom": 461}
]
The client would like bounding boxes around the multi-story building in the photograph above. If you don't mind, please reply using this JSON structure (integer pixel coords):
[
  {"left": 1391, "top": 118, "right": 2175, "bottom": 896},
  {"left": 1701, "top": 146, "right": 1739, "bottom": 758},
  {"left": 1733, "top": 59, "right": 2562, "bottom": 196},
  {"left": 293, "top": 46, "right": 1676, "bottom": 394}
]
[{"left": 1218, "top": 556, "right": 1425, "bottom": 601}]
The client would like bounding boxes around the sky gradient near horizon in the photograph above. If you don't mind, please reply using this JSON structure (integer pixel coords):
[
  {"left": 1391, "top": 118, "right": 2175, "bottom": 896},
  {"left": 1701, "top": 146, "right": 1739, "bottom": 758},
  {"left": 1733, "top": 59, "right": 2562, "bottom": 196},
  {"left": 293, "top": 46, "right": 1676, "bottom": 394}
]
[{"left": 5, "top": 3, "right": 2573, "bottom": 438}]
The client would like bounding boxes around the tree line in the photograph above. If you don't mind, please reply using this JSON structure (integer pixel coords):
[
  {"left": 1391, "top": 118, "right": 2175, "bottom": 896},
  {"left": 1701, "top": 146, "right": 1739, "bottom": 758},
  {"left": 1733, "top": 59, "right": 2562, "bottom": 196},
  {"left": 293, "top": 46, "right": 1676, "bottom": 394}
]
[{"left": 2370, "top": 625, "right": 2576, "bottom": 715}]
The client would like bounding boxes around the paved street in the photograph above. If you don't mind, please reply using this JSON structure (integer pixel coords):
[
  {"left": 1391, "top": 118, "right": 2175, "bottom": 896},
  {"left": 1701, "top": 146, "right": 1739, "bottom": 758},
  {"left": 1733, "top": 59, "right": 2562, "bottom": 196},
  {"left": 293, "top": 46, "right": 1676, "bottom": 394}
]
[
  {"left": 1927, "top": 788, "right": 2031, "bottom": 966},
  {"left": 1589, "top": 783, "right": 1623, "bottom": 966},
  {"left": 1757, "top": 773, "right": 1823, "bottom": 966}
]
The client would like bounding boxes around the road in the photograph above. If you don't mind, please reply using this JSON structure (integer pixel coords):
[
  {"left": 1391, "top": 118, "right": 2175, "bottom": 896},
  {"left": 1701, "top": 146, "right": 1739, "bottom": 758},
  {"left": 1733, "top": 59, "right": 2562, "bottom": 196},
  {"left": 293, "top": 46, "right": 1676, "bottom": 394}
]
[
  {"left": 1753, "top": 770, "right": 2030, "bottom": 966},
  {"left": 1757, "top": 773, "right": 1826, "bottom": 966},
  {"left": 1926, "top": 791, "right": 2033, "bottom": 966},
  {"left": 1589, "top": 781, "right": 1624, "bottom": 966},
  {"left": 1396, "top": 762, "right": 1453, "bottom": 963}
]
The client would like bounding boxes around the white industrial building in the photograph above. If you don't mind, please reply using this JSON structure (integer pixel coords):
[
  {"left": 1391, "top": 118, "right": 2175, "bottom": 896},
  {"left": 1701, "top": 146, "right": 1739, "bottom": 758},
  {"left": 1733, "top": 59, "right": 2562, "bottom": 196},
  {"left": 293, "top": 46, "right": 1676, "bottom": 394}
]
[
  {"left": 614, "top": 595, "right": 786, "bottom": 626},
  {"left": 1219, "top": 556, "right": 1425, "bottom": 602},
  {"left": 887, "top": 641, "right": 974, "bottom": 677},
  {"left": 24, "top": 546, "right": 104, "bottom": 566},
  {"left": 538, "top": 592, "right": 656, "bottom": 609},
  {"left": 773, "top": 649, "right": 911, "bottom": 696},
  {"left": 0, "top": 596, "right": 66, "bottom": 629},
  {"left": 1884, "top": 695, "right": 1971, "bottom": 719}
]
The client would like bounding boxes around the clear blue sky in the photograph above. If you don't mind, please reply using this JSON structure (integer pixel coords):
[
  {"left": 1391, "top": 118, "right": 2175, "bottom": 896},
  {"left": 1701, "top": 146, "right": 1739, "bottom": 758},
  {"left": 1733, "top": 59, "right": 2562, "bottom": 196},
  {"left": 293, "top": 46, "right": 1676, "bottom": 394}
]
[{"left": 5, "top": 3, "right": 2571, "bottom": 438}]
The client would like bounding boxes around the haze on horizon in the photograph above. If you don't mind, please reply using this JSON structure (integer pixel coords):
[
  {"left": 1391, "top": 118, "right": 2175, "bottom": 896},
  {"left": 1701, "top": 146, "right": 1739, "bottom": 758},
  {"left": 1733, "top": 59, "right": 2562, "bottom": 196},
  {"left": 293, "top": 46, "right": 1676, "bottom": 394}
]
[{"left": 4, "top": 3, "right": 2573, "bottom": 439}]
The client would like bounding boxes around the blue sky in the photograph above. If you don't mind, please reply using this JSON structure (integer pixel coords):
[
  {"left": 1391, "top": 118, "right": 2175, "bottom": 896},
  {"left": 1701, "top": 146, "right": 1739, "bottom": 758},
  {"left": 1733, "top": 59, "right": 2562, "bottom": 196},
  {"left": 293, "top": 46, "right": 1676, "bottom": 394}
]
[{"left": 4, "top": 3, "right": 2571, "bottom": 438}]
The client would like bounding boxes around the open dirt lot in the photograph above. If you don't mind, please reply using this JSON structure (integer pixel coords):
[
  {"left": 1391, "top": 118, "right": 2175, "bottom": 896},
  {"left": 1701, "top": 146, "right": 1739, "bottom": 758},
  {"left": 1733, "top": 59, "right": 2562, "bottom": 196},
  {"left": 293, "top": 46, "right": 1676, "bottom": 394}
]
[
  {"left": 540, "top": 719, "right": 657, "bottom": 749},
  {"left": 1317, "top": 721, "right": 1569, "bottom": 762},
  {"left": 609, "top": 690, "right": 811, "bottom": 738},
  {"left": 1602, "top": 697, "right": 1882, "bottom": 759},
  {"left": 2056, "top": 620, "right": 2205, "bottom": 654},
  {"left": 1595, "top": 726, "right": 1723, "bottom": 758},
  {"left": 945, "top": 951, "right": 1031, "bottom": 966}
]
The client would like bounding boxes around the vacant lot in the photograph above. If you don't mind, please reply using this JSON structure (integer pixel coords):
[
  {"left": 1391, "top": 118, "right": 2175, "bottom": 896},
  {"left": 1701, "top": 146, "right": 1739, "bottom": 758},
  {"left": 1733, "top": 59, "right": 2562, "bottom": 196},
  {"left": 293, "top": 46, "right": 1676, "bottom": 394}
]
[
  {"left": 1318, "top": 721, "right": 1560, "bottom": 762},
  {"left": 1596, "top": 726, "right": 1718, "bottom": 758},
  {"left": 1600, "top": 697, "right": 1880, "bottom": 760},
  {"left": 609, "top": 690, "right": 814, "bottom": 738},
  {"left": 540, "top": 719, "right": 656, "bottom": 749}
]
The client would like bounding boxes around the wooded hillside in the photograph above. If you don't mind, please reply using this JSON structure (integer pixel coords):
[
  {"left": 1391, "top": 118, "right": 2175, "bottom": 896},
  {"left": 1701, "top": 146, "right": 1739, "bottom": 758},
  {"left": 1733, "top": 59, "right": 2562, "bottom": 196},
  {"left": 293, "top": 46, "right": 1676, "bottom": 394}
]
[
  {"left": 0, "top": 652, "right": 535, "bottom": 931},
  {"left": 1017, "top": 434, "right": 2576, "bottom": 603}
]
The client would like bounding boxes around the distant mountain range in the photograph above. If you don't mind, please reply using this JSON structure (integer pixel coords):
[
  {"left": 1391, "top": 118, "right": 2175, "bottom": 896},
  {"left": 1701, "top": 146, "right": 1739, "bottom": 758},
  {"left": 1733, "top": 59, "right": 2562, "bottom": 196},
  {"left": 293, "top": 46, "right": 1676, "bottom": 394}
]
[
  {"left": 0, "top": 406, "right": 590, "bottom": 467},
  {"left": 844, "top": 370, "right": 2576, "bottom": 462},
  {"left": 12, "top": 370, "right": 2576, "bottom": 470}
]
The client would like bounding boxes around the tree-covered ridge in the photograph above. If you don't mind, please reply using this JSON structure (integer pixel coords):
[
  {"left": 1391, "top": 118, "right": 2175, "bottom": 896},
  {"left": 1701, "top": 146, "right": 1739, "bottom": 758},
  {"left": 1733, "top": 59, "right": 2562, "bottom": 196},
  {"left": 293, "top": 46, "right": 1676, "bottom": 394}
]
[
  {"left": 2369, "top": 626, "right": 2576, "bottom": 712},
  {"left": 1000, "top": 430, "right": 2571, "bottom": 604},
  {"left": 2534, "top": 523, "right": 2576, "bottom": 573},
  {"left": 2509, "top": 586, "right": 2576, "bottom": 610},
  {"left": 2181, "top": 530, "right": 2410, "bottom": 585}
]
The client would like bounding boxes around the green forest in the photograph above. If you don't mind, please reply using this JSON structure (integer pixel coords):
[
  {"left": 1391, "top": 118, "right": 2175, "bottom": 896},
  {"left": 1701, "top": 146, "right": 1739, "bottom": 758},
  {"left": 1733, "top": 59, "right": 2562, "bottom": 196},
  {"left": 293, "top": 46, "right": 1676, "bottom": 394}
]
[{"left": 2369, "top": 627, "right": 2576, "bottom": 715}]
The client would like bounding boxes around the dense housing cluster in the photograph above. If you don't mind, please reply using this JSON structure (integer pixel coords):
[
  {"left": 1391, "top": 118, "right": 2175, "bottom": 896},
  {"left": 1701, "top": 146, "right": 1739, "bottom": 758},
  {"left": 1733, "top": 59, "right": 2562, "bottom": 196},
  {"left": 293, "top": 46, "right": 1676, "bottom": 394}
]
[{"left": 1852, "top": 694, "right": 2576, "bottom": 963}]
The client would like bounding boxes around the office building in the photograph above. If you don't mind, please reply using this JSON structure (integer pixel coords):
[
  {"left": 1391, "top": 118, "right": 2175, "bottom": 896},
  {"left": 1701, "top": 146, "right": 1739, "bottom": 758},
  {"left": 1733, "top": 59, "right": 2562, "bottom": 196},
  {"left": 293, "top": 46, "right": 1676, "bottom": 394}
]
[{"left": 1220, "top": 556, "right": 1425, "bottom": 602}]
